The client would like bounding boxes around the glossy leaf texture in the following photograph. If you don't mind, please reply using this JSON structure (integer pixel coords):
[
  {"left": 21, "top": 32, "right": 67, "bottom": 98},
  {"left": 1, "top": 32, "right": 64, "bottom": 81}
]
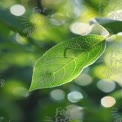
[
  {"left": 96, "top": 18, "right": 122, "bottom": 34},
  {"left": 29, "top": 35, "right": 106, "bottom": 91}
]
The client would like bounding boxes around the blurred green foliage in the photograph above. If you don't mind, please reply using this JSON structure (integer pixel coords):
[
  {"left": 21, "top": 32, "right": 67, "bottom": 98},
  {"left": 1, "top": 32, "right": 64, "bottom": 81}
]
[{"left": 0, "top": 0, "right": 122, "bottom": 122}]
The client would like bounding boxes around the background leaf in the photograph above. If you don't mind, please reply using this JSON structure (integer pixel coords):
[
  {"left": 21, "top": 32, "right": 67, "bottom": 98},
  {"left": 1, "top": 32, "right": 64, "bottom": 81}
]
[
  {"left": 96, "top": 18, "right": 122, "bottom": 34},
  {"left": 29, "top": 35, "right": 106, "bottom": 91}
]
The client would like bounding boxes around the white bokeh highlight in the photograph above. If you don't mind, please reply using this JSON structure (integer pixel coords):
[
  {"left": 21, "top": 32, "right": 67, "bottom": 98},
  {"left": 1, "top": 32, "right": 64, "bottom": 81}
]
[
  {"left": 101, "top": 96, "right": 116, "bottom": 108},
  {"left": 70, "top": 22, "right": 92, "bottom": 35},
  {"left": 67, "top": 91, "right": 83, "bottom": 103},
  {"left": 50, "top": 89, "right": 65, "bottom": 101},
  {"left": 10, "top": 4, "right": 26, "bottom": 16},
  {"left": 97, "top": 80, "right": 116, "bottom": 93},
  {"left": 75, "top": 73, "right": 92, "bottom": 86}
]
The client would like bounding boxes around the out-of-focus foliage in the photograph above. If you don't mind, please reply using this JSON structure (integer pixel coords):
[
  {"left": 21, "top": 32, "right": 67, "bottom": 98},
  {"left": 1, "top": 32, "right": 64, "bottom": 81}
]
[
  {"left": 30, "top": 35, "right": 105, "bottom": 90},
  {"left": 0, "top": 0, "right": 122, "bottom": 122}
]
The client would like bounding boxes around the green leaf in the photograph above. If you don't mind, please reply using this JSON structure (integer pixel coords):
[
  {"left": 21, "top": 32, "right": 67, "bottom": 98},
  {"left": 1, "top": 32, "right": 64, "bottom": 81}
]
[
  {"left": 96, "top": 18, "right": 122, "bottom": 34},
  {"left": 29, "top": 35, "right": 106, "bottom": 91}
]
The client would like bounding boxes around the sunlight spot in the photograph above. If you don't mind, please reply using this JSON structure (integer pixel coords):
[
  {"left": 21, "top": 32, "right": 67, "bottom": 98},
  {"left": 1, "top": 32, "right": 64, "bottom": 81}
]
[
  {"left": 108, "top": 10, "right": 122, "bottom": 21},
  {"left": 101, "top": 96, "right": 116, "bottom": 108},
  {"left": 117, "top": 32, "right": 122, "bottom": 36},
  {"left": 70, "top": 22, "right": 92, "bottom": 35},
  {"left": 75, "top": 73, "right": 92, "bottom": 86},
  {"left": 67, "top": 91, "right": 83, "bottom": 103},
  {"left": 50, "top": 89, "right": 65, "bottom": 101},
  {"left": 97, "top": 80, "right": 116, "bottom": 93},
  {"left": 10, "top": 4, "right": 25, "bottom": 16}
]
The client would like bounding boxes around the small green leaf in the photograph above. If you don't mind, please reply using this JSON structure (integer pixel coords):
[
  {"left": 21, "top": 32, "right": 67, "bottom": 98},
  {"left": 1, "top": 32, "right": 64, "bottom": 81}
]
[
  {"left": 96, "top": 18, "right": 122, "bottom": 34},
  {"left": 29, "top": 35, "right": 106, "bottom": 91}
]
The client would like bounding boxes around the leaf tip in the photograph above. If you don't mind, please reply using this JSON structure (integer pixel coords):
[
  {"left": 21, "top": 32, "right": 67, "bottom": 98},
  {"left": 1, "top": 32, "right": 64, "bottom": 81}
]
[
  {"left": 28, "top": 83, "right": 35, "bottom": 92},
  {"left": 28, "top": 87, "right": 33, "bottom": 92}
]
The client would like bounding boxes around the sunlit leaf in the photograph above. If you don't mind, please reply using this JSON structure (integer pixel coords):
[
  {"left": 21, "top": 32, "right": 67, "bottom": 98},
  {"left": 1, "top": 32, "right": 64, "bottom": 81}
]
[{"left": 29, "top": 35, "right": 106, "bottom": 91}]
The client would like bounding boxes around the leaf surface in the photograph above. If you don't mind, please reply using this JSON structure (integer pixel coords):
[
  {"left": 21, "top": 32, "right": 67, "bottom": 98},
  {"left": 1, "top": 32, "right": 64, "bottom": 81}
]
[{"left": 29, "top": 35, "right": 106, "bottom": 91}]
